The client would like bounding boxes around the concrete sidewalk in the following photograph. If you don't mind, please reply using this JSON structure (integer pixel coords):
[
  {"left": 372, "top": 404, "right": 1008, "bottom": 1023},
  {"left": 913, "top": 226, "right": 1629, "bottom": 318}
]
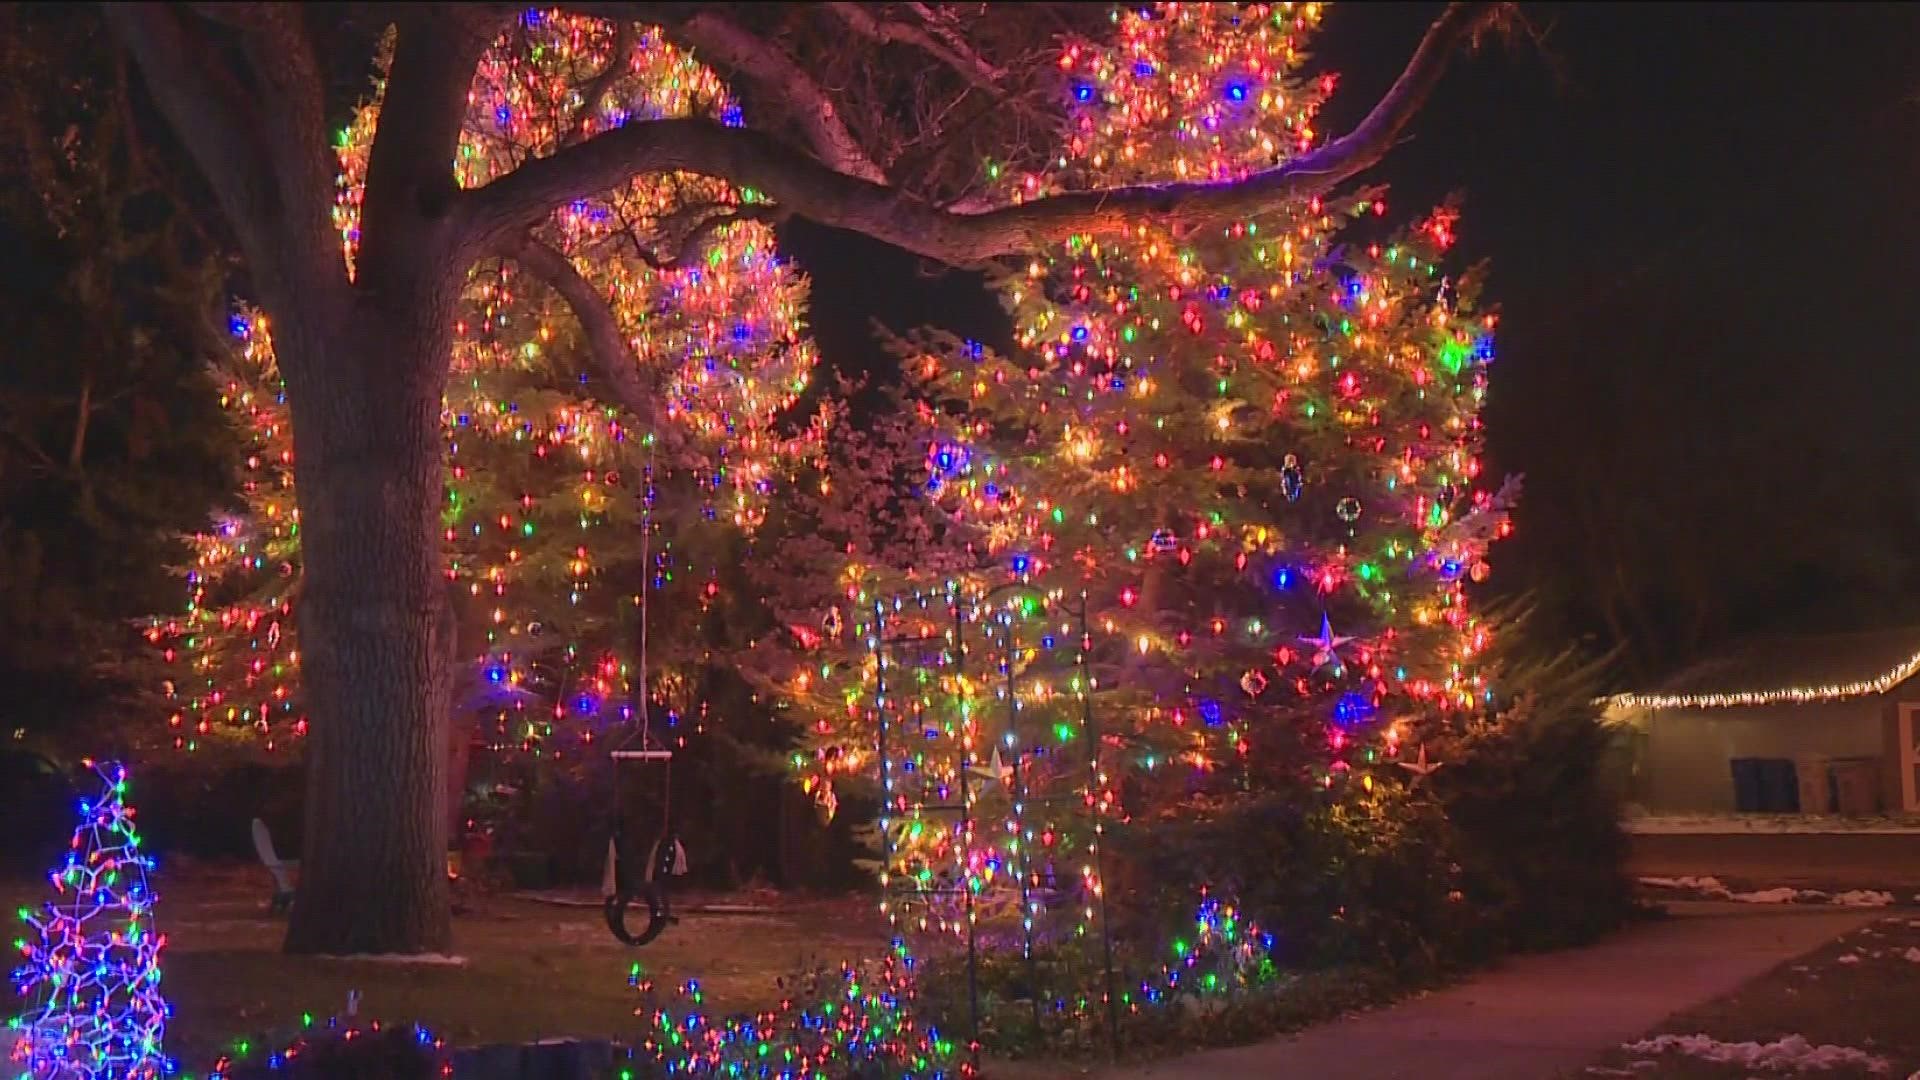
[{"left": 1035, "top": 902, "right": 1874, "bottom": 1080}]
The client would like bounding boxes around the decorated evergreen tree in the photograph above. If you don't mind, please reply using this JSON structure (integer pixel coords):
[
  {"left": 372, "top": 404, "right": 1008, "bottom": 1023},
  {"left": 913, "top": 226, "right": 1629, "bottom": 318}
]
[
  {"left": 147, "top": 13, "right": 825, "bottom": 764},
  {"left": 8, "top": 762, "right": 169, "bottom": 1080},
  {"left": 735, "top": 378, "right": 978, "bottom": 825},
  {"left": 779, "top": 2, "right": 1512, "bottom": 942}
]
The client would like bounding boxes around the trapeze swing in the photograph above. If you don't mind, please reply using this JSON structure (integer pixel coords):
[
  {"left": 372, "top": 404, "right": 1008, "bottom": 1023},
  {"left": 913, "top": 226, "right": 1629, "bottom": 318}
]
[
  {"left": 601, "top": 451, "right": 686, "bottom": 947},
  {"left": 602, "top": 743, "right": 685, "bottom": 946}
]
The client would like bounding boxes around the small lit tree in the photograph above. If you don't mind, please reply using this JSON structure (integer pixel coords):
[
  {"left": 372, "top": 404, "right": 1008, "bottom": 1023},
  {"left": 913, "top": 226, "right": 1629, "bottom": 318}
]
[{"left": 8, "top": 762, "right": 169, "bottom": 1080}]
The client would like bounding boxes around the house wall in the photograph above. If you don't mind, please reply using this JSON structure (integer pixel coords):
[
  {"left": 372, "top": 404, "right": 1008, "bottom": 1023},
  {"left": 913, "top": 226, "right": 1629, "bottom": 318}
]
[{"left": 1639, "top": 698, "right": 1888, "bottom": 813}]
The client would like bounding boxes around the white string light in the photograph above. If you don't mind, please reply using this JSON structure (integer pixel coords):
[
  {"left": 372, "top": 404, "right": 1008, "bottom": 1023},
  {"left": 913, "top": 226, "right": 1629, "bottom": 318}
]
[{"left": 1604, "top": 647, "right": 1920, "bottom": 710}]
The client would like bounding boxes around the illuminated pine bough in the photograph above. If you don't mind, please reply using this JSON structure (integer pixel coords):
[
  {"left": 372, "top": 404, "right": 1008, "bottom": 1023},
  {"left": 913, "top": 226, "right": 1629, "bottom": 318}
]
[
  {"left": 199, "top": 1016, "right": 449, "bottom": 1080},
  {"left": 148, "top": 10, "right": 825, "bottom": 756},
  {"left": 8, "top": 762, "right": 170, "bottom": 1080},
  {"left": 627, "top": 952, "right": 962, "bottom": 1080}
]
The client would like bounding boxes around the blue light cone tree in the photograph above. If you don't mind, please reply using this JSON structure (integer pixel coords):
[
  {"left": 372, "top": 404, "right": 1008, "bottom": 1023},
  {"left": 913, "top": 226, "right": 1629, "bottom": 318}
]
[{"left": 8, "top": 762, "right": 169, "bottom": 1080}]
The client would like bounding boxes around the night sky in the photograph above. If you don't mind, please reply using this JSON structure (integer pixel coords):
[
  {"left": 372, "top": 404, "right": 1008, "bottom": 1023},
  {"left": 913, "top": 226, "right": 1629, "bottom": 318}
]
[{"left": 780, "top": 4, "right": 1920, "bottom": 681}]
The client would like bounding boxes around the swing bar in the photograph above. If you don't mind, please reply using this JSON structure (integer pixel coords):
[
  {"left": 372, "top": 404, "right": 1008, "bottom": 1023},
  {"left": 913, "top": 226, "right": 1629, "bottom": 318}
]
[{"left": 610, "top": 749, "right": 673, "bottom": 761}]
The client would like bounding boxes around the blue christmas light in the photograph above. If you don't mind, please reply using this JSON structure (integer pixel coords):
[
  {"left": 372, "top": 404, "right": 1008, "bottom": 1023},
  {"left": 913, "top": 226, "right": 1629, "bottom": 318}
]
[{"left": 1332, "top": 693, "right": 1377, "bottom": 725}]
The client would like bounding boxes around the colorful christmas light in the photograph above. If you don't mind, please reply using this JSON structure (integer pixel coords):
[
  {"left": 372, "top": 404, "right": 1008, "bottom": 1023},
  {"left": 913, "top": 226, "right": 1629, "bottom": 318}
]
[
  {"left": 9, "top": 762, "right": 170, "bottom": 1080},
  {"left": 772, "top": 5, "right": 1514, "bottom": 1024},
  {"left": 149, "top": 10, "right": 826, "bottom": 756},
  {"left": 627, "top": 951, "right": 961, "bottom": 1079},
  {"left": 198, "top": 1014, "right": 449, "bottom": 1080}
]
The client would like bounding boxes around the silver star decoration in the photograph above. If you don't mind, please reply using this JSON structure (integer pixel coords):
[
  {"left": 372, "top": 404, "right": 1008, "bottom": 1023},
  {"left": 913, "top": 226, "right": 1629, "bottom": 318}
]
[
  {"left": 1396, "top": 744, "right": 1444, "bottom": 783},
  {"left": 1299, "top": 613, "right": 1355, "bottom": 674},
  {"left": 968, "top": 747, "right": 1012, "bottom": 790}
]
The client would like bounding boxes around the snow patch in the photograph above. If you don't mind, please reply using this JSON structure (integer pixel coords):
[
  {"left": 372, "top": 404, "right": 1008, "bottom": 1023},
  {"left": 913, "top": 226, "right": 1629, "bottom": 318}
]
[
  {"left": 1901, "top": 947, "right": 1920, "bottom": 964},
  {"left": 1637, "top": 878, "right": 1895, "bottom": 907},
  {"left": 1624, "top": 812, "right": 1920, "bottom": 836},
  {"left": 1640, "top": 876, "right": 1732, "bottom": 897},
  {"left": 1828, "top": 890, "right": 1895, "bottom": 907},
  {"left": 1732, "top": 887, "right": 1803, "bottom": 904},
  {"left": 317, "top": 952, "right": 470, "bottom": 966},
  {"left": 1623, "top": 1033, "right": 1890, "bottom": 1073},
  {"left": 1836, "top": 953, "right": 1862, "bottom": 965}
]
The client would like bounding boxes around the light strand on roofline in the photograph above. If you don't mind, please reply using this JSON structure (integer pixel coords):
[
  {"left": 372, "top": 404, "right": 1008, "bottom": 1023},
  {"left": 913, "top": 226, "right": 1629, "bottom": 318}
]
[{"left": 1604, "top": 647, "right": 1920, "bottom": 710}]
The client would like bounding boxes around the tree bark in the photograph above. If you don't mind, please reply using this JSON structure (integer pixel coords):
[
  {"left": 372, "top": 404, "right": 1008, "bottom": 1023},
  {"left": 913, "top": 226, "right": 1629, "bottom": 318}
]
[
  {"left": 443, "top": 577, "right": 472, "bottom": 840},
  {"left": 280, "top": 301, "right": 456, "bottom": 955}
]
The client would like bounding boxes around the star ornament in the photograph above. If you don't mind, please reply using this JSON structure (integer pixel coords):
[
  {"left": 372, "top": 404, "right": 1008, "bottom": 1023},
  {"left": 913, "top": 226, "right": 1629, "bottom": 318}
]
[
  {"left": 968, "top": 747, "right": 1013, "bottom": 791},
  {"left": 1396, "top": 744, "right": 1444, "bottom": 783},
  {"left": 1299, "top": 614, "right": 1355, "bottom": 674}
]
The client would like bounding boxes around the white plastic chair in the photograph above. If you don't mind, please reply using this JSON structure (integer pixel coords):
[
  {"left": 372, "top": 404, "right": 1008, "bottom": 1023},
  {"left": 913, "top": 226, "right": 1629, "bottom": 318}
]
[{"left": 251, "top": 817, "right": 298, "bottom": 914}]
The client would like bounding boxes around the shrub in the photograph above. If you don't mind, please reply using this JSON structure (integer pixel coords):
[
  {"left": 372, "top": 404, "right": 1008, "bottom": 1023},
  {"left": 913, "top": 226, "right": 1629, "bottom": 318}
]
[
  {"left": 215, "top": 1023, "right": 444, "bottom": 1080},
  {"left": 1120, "top": 786, "right": 1485, "bottom": 976},
  {"left": 1437, "top": 692, "right": 1635, "bottom": 952}
]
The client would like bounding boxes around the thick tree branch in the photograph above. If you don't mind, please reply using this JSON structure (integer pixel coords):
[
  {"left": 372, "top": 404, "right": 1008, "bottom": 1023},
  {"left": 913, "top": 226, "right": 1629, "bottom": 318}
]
[
  {"left": 101, "top": 5, "right": 278, "bottom": 258},
  {"left": 669, "top": 11, "right": 888, "bottom": 184},
  {"left": 462, "top": 2, "right": 1504, "bottom": 266},
  {"left": 822, "top": 3, "right": 1005, "bottom": 94},
  {"left": 497, "top": 236, "right": 671, "bottom": 436},
  {"left": 642, "top": 203, "right": 789, "bottom": 268},
  {"left": 358, "top": 6, "right": 507, "bottom": 284},
  {"left": 187, "top": 4, "right": 339, "bottom": 265},
  {"left": 563, "top": 20, "right": 636, "bottom": 147},
  {"left": 68, "top": 377, "right": 93, "bottom": 472}
]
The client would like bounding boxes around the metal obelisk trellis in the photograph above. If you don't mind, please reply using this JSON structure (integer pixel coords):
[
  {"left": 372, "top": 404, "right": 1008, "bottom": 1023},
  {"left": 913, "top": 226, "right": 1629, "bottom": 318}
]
[{"left": 868, "top": 580, "right": 1121, "bottom": 1060}]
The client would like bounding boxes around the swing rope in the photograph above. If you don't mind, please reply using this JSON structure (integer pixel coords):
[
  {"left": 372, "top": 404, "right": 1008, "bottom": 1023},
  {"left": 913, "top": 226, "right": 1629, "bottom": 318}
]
[{"left": 605, "top": 447, "right": 677, "bottom": 946}]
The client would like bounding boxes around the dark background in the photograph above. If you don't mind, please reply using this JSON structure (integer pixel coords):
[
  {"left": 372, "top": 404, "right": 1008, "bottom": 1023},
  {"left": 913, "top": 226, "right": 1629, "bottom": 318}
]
[{"left": 780, "top": 3, "right": 1920, "bottom": 686}]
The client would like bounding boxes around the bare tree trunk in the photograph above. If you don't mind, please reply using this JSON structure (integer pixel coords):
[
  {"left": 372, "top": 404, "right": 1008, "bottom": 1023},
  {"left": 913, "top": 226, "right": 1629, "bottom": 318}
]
[
  {"left": 444, "top": 581, "right": 474, "bottom": 845},
  {"left": 282, "top": 301, "right": 455, "bottom": 955}
]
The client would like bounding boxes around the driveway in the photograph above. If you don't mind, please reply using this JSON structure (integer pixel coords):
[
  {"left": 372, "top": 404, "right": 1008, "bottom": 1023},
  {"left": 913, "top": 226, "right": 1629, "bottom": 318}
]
[{"left": 1001, "top": 903, "right": 1876, "bottom": 1080}]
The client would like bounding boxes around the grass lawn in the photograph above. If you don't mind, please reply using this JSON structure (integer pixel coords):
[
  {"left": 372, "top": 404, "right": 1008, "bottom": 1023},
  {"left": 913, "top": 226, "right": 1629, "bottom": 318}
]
[
  {"left": 1580, "top": 913, "right": 1920, "bottom": 1079},
  {"left": 3, "top": 862, "right": 889, "bottom": 1070}
]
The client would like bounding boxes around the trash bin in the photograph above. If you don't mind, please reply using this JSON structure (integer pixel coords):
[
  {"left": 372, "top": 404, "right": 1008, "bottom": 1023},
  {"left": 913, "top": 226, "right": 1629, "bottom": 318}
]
[
  {"left": 1796, "top": 756, "right": 1834, "bottom": 814},
  {"left": 1759, "top": 758, "right": 1800, "bottom": 812},
  {"left": 1730, "top": 758, "right": 1764, "bottom": 812},
  {"left": 1832, "top": 757, "right": 1883, "bottom": 816}
]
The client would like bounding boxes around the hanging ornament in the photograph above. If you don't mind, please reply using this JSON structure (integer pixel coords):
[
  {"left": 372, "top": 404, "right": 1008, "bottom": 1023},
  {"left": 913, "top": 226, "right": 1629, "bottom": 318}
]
[
  {"left": 1470, "top": 561, "right": 1491, "bottom": 583},
  {"left": 1149, "top": 528, "right": 1179, "bottom": 554},
  {"left": 1335, "top": 497, "right": 1363, "bottom": 524},
  {"left": 1239, "top": 669, "right": 1269, "bottom": 698},
  {"left": 822, "top": 606, "right": 844, "bottom": 642},
  {"left": 527, "top": 621, "right": 544, "bottom": 637},
  {"left": 1280, "top": 454, "right": 1304, "bottom": 503}
]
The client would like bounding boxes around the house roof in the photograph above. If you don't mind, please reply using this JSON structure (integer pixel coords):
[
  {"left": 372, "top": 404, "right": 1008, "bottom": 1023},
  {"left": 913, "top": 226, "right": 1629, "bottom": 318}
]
[{"left": 1606, "top": 626, "right": 1920, "bottom": 710}]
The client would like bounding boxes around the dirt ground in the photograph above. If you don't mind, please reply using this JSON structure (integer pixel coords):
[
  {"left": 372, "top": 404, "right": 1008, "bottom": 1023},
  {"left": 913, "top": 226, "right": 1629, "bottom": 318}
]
[
  {"left": 3, "top": 863, "right": 891, "bottom": 1070},
  {"left": 1628, "top": 833, "right": 1920, "bottom": 894}
]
